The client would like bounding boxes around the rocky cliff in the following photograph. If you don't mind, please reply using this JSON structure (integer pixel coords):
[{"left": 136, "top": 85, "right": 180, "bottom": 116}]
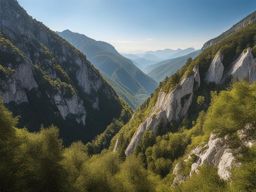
[
  {"left": 205, "top": 51, "right": 224, "bottom": 84},
  {"left": 58, "top": 30, "right": 157, "bottom": 109},
  {"left": 173, "top": 123, "right": 255, "bottom": 185},
  {"left": 229, "top": 48, "right": 256, "bottom": 82},
  {"left": 122, "top": 40, "right": 256, "bottom": 156},
  {"left": 0, "top": 0, "right": 128, "bottom": 144},
  {"left": 125, "top": 66, "right": 200, "bottom": 155}
]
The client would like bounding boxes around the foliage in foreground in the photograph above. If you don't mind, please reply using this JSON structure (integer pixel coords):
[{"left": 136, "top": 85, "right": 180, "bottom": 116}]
[{"left": 1, "top": 81, "right": 256, "bottom": 192}]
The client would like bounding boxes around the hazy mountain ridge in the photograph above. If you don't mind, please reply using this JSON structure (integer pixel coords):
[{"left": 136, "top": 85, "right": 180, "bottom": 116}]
[
  {"left": 58, "top": 30, "right": 157, "bottom": 109},
  {"left": 124, "top": 48, "right": 195, "bottom": 72},
  {"left": 147, "top": 50, "right": 201, "bottom": 82}
]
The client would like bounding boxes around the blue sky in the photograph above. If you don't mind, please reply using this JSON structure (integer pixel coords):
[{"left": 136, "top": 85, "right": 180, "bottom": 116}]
[{"left": 18, "top": 0, "right": 256, "bottom": 53}]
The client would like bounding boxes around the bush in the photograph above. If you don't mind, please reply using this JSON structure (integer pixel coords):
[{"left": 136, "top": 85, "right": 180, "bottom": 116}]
[
  {"left": 177, "top": 165, "right": 226, "bottom": 192},
  {"left": 204, "top": 81, "right": 256, "bottom": 135}
]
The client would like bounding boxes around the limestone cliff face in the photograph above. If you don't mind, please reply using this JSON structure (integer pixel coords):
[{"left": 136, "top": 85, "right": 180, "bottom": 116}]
[
  {"left": 53, "top": 94, "right": 86, "bottom": 125},
  {"left": 189, "top": 135, "right": 236, "bottom": 181},
  {"left": 0, "top": 0, "right": 124, "bottom": 144},
  {"left": 123, "top": 46, "right": 256, "bottom": 156},
  {"left": 229, "top": 48, "right": 256, "bottom": 82},
  {"left": 205, "top": 51, "right": 224, "bottom": 84},
  {"left": 0, "top": 59, "right": 38, "bottom": 104},
  {"left": 125, "top": 66, "right": 200, "bottom": 156},
  {"left": 172, "top": 124, "right": 255, "bottom": 184}
]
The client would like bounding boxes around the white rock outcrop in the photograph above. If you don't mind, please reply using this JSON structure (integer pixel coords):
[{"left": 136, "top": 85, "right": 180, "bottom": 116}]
[
  {"left": 189, "top": 134, "right": 235, "bottom": 180},
  {"left": 76, "top": 62, "right": 102, "bottom": 95},
  {"left": 205, "top": 51, "right": 224, "bottom": 84},
  {"left": 125, "top": 66, "right": 200, "bottom": 156},
  {"left": 0, "top": 61, "right": 38, "bottom": 104},
  {"left": 53, "top": 94, "right": 86, "bottom": 125},
  {"left": 229, "top": 48, "right": 256, "bottom": 82}
]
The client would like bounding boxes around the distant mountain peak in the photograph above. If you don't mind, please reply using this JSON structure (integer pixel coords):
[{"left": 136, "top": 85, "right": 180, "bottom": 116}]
[{"left": 58, "top": 30, "right": 157, "bottom": 109}]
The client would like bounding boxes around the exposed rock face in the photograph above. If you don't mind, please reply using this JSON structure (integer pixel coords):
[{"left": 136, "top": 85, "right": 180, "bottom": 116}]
[
  {"left": 58, "top": 30, "right": 158, "bottom": 110},
  {"left": 202, "top": 11, "right": 256, "bottom": 49},
  {"left": 125, "top": 66, "right": 200, "bottom": 156},
  {"left": 0, "top": 69, "right": 37, "bottom": 103},
  {"left": 189, "top": 134, "right": 235, "bottom": 180},
  {"left": 229, "top": 48, "right": 256, "bottom": 82},
  {"left": 205, "top": 51, "right": 224, "bottom": 84},
  {"left": 53, "top": 94, "right": 86, "bottom": 125},
  {"left": 173, "top": 124, "right": 256, "bottom": 184}
]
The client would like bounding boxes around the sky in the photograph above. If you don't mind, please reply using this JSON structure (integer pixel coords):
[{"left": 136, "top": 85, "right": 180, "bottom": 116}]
[{"left": 18, "top": 0, "right": 256, "bottom": 53}]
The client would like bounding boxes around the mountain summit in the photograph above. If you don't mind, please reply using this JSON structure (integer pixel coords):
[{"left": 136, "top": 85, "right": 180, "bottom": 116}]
[{"left": 58, "top": 30, "right": 157, "bottom": 109}]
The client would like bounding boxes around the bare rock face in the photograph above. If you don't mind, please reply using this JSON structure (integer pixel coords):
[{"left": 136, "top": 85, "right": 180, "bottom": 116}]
[
  {"left": 0, "top": 60, "right": 38, "bottom": 104},
  {"left": 0, "top": 0, "right": 124, "bottom": 144},
  {"left": 229, "top": 48, "right": 256, "bottom": 82},
  {"left": 125, "top": 66, "right": 200, "bottom": 156},
  {"left": 189, "top": 134, "right": 235, "bottom": 180},
  {"left": 205, "top": 51, "right": 224, "bottom": 84},
  {"left": 173, "top": 124, "right": 256, "bottom": 184},
  {"left": 53, "top": 94, "right": 86, "bottom": 125}
]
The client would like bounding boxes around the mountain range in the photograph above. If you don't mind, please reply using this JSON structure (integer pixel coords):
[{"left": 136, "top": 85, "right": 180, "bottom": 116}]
[
  {"left": 58, "top": 30, "right": 157, "bottom": 109},
  {"left": 124, "top": 48, "right": 195, "bottom": 72},
  {"left": 0, "top": 1, "right": 256, "bottom": 192},
  {"left": 110, "top": 10, "right": 256, "bottom": 191},
  {"left": 147, "top": 50, "right": 201, "bottom": 82}
]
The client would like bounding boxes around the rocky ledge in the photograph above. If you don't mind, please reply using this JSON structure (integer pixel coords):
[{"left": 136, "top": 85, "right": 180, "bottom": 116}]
[{"left": 125, "top": 66, "right": 200, "bottom": 156}]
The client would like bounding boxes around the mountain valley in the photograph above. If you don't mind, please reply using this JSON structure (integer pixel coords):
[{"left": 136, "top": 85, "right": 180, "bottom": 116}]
[{"left": 0, "top": 0, "right": 256, "bottom": 192}]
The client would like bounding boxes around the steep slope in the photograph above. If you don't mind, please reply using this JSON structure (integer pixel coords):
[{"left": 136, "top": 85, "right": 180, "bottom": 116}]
[
  {"left": 111, "top": 20, "right": 256, "bottom": 159},
  {"left": 203, "top": 11, "right": 256, "bottom": 49},
  {"left": 58, "top": 30, "right": 157, "bottom": 109},
  {"left": 147, "top": 50, "right": 201, "bottom": 82},
  {"left": 107, "top": 19, "right": 256, "bottom": 190},
  {"left": 0, "top": 0, "right": 131, "bottom": 144}
]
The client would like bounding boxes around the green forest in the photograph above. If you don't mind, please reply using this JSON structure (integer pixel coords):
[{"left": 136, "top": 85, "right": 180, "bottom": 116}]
[{"left": 1, "top": 81, "right": 255, "bottom": 192}]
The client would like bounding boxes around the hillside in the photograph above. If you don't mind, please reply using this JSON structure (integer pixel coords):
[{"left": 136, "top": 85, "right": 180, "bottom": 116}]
[
  {"left": 0, "top": 0, "right": 131, "bottom": 145},
  {"left": 0, "top": 79, "right": 255, "bottom": 191},
  {"left": 109, "top": 17, "right": 256, "bottom": 191},
  {"left": 147, "top": 50, "right": 201, "bottom": 82},
  {"left": 58, "top": 30, "right": 157, "bottom": 109},
  {"left": 0, "top": 1, "right": 256, "bottom": 191}
]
